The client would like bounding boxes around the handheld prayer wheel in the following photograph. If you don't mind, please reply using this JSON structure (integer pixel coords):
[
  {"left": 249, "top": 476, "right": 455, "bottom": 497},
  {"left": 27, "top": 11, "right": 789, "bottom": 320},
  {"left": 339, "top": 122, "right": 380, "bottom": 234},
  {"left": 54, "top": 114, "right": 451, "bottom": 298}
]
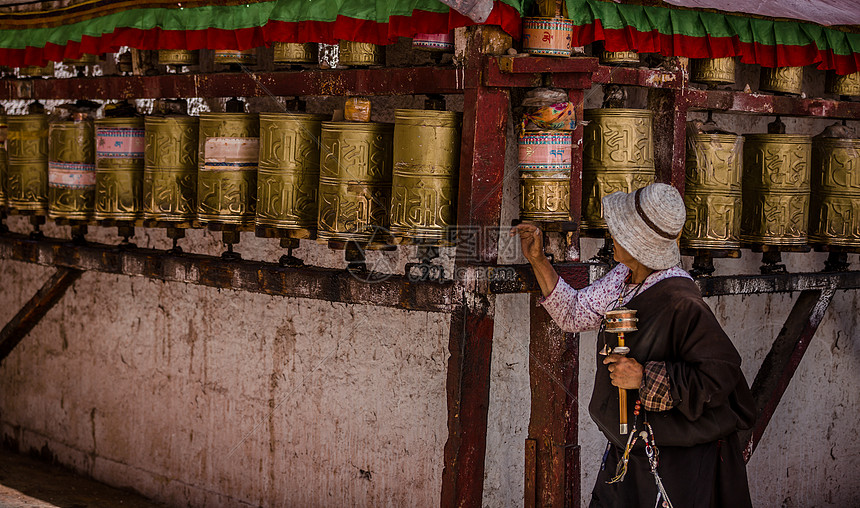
[
  {"left": 518, "top": 130, "right": 571, "bottom": 222},
  {"left": 256, "top": 113, "right": 326, "bottom": 230},
  {"left": 338, "top": 41, "right": 383, "bottom": 67},
  {"left": 582, "top": 109, "right": 655, "bottom": 230},
  {"left": 390, "top": 109, "right": 461, "bottom": 242},
  {"left": 273, "top": 43, "right": 317, "bottom": 64},
  {"left": 600, "top": 50, "right": 639, "bottom": 66},
  {"left": 825, "top": 71, "right": 860, "bottom": 97},
  {"left": 143, "top": 115, "right": 199, "bottom": 221},
  {"left": 317, "top": 121, "right": 394, "bottom": 242},
  {"left": 681, "top": 134, "right": 744, "bottom": 249},
  {"left": 741, "top": 134, "right": 812, "bottom": 245},
  {"left": 158, "top": 50, "right": 199, "bottom": 66},
  {"left": 19, "top": 62, "right": 54, "bottom": 77},
  {"left": 760, "top": 66, "right": 803, "bottom": 95},
  {"left": 809, "top": 136, "right": 860, "bottom": 247},
  {"left": 0, "top": 111, "right": 7, "bottom": 208},
  {"left": 603, "top": 307, "right": 638, "bottom": 435},
  {"left": 213, "top": 49, "right": 257, "bottom": 66},
  {"left": 412, "top": 33, "right": 454, "bottom": 52},
  {"left": 93, "top": 117, "right": 145, "bottom": 221},
  {"left": 522, "top": 17, "right": 573, "bottom": 57},
  {"left": 6, "top": 114, "right": 49, "bottom": 212},
  {"left": 690, "top": 57, "right": 736, "bottom": 86},
  {"left": 197, "top": 113, "right": 260, "bottom": 225},
  {"left": 47, "top": 119, "right": 96, "bottom": 220}
]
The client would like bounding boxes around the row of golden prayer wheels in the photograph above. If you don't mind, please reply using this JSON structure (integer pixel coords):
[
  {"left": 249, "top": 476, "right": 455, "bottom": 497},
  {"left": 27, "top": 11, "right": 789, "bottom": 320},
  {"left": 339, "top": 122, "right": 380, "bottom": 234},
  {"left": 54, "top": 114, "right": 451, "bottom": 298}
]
[
  {"left": 16, "top": 38, "right": 452, "bottom": 77},
  {"left": 519, "top": 109, "right": 860, "bottom": 263},
  {"left": 521, "top": 17, "right": 860, "bottom": 98},
  {"left": 0, "top": 97, "right": 461, "bottom": 263}
]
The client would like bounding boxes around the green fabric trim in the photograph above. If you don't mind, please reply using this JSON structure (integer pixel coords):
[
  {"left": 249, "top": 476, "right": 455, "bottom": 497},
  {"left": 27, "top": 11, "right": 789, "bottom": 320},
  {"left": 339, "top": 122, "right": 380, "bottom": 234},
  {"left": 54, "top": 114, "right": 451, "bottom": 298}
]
[
  {"left": 565, "top": 0, "right": 860, "bottom": 57},
  {"left": 0, "top": 0, "right": 527, "bottom": 50}
]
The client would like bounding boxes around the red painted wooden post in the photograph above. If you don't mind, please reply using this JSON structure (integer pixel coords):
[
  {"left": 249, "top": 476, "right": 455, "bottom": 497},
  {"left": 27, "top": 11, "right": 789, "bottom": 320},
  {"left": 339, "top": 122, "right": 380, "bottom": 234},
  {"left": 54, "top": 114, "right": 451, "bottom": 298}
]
[
  {"left": 567, "top": 88, "right": 584, "bottom": 261},
  {"left": 441, "top": 26, "right": 511, "bottom": 508},
  {"left": 647, "top": 88, "right": 688, "bottom": 193}
]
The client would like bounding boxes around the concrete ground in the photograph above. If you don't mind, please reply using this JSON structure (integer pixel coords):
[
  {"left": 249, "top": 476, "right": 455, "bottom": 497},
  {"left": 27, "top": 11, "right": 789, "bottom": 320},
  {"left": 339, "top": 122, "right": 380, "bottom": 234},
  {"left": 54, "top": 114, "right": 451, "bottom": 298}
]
[{"left": 0, "top": 449, "right": 166, "bottom": 508}]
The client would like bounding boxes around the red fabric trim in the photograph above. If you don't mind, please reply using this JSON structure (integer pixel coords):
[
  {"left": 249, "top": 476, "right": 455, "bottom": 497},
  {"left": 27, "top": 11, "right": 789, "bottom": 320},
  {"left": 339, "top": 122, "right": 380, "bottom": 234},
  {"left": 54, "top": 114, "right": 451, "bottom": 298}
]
[
  {"left": 0, "top": 2, "right": 521, "bottom": 67},
  {"left": 573, "top": 20, "right": 860, "bottom": 75}
]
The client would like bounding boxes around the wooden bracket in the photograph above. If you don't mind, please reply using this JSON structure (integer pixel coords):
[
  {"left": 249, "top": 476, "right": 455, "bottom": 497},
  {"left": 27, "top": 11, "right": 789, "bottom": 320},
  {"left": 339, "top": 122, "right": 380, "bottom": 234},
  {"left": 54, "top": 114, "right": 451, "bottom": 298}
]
[
  {"left": 741, "top": 288, "right": 836, "bottom": 462},
  {"left": 0, "top": 267, "right": 82, "bottom": 364}
]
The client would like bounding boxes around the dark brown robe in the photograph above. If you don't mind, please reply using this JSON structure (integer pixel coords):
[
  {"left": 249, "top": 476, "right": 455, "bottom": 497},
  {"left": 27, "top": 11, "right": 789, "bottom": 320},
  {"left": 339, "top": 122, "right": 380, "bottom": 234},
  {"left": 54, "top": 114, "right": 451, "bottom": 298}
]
[{"left": 588, "top": 276, "right": 756, "bottom": 508}]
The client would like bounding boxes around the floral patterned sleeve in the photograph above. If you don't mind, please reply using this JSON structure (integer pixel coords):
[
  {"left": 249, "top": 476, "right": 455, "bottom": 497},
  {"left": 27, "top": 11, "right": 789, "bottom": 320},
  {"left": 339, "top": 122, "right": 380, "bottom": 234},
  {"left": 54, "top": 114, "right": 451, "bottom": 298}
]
[{"left": 539, "top": 264, "right": 629, "bottom": 333}]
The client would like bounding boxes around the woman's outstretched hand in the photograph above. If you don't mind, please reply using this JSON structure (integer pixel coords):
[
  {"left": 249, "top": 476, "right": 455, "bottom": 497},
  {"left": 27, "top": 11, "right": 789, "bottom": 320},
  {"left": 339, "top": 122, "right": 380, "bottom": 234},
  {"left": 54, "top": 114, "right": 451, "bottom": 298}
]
[{"left": 509, "top": 222, "right": 545, "bottom": 263}]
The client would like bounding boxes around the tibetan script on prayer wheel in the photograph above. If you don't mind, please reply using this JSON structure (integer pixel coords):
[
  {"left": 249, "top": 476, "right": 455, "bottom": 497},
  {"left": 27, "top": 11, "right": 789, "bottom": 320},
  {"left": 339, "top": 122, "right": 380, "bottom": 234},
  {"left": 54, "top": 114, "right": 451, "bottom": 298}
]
[
  {"left": 7, "top": 114, "right": 49, "bottom": 213},
  {"left": 94, "top": 117, "right": 145, "bottom": 221},
  {"left": 143, "top": 115, "right": 199, "bottom": 222},
  {"left": 48, "top": 120, "right": 95, "bottom": 220},
  {"left": 809, "top": 137, "right": 860, "bottom": 248}
]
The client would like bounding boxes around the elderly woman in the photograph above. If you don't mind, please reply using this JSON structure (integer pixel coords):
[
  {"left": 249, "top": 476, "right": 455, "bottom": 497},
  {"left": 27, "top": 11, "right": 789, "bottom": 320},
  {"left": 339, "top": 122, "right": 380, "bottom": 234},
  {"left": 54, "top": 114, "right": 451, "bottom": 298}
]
[{"left": 511, "top": 183, "right": 755, "bottom": 508}]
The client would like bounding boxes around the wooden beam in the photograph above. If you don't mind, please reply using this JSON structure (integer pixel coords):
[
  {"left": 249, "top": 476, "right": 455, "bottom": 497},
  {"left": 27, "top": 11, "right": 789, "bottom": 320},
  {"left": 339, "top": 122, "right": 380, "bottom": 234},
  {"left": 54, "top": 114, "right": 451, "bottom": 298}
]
[
  {"left": 0, "top": 267, "right": 82, "bottom": 364},
  {"left": 741, "top": 288, "right": 836, "bottom": 462}
]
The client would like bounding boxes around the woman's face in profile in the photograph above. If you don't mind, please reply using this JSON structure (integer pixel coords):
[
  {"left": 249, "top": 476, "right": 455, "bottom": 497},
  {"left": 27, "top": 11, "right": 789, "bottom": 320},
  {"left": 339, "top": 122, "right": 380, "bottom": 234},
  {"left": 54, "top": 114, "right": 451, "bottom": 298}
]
[{"left": 611, "top": 238, "right": 636, "bottom": 268}]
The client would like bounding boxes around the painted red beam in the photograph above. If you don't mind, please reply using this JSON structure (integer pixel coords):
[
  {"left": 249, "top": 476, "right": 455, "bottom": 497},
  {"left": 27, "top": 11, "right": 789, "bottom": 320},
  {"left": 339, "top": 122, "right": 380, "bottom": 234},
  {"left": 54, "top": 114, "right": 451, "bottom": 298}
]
[
  {"left": 487, "top": 56, "right": 594, "bottom": 89},
  {"left": 494, "top": 56, "right": 598, "bottom": 75},
  {"left": 0, "top": 267, "right": 82, "bottom": 364},
  {"left": 1, "top": 67, "right": 464, "bottom": 100},
  {"left": 591, "top": 65, "right": 684, "bottom": 89},
  {"left": 0, "top": 232, "right": 455, "bottom": 313},
  {"left": 741, "top": 288, "right": 836, "bottom": 461},
  {"left": 685, "top": 89, "right": 860, "bottom": 119}
]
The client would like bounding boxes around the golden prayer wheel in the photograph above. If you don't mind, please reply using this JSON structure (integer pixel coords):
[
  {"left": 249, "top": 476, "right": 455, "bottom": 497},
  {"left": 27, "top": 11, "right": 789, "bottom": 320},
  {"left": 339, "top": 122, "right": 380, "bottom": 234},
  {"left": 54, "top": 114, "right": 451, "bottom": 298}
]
[
  {"left": 213, "top": 49, "right": 257, "bottom": 66},
  {"left": 93, "top": 117, "right": 145, "bottom": 221},
  {"left": 690, "top": 57, "right": 736, "bottom": 86},
  {"left": 582, "top": 109, "right": 655, "bottom": 230},
  {"left": 19, "top": 62, "right": 54, "bottom": 77},
  {"left": 825, "top": 71, "right": 860, "bottom": 97},
  {"left": 338, "top": 41, "right": 383, "bottom": 67},
  {"left": 47, "top": 119, "right": 96, "bottom": 220},
  {"left": 809, "top": 137, "right": 860, "bottom": 247},
  {"left": 317, "top": 121, "right": 393, "bottom": 242},
  {"left": 390, "top": 109, "right": 461, "bottom": 242},
  {"left": 273, "top": 43, "right": 317, "bottom": 64},
  {"left": 518, "top": 130, "right": 571, "bottom": 222},
  {"left": 681, "top": 134, "right": 743, "bottom": 249},
  {"left": 256, "top": 113, "right": 326, "bottom": 230},
  {"left": 63, "top": 54, "right": 98, "bottom": 66},
  {"left": 197, "top": 113, "right": 259, "bottom": 225},
  {"left": 158, "top": 49, "right": 199, "bottom": 66},
  {"left": 6, "top": 114, "right": 49, "bottom": 213},
  {"left": 600, "top": 51, "right": 639, "bottom": 66},
  {"left": 760, "top": 66, "right": 803, "bottom": 95},
  {"left": 143, "top": 115, "right": 199, "bottom": 222},
  {"left": 741, "top": 134, "right": 812, "bottom": 245},
  {"left": 0, "top": 113, "right": 7, "bottom": 208}
]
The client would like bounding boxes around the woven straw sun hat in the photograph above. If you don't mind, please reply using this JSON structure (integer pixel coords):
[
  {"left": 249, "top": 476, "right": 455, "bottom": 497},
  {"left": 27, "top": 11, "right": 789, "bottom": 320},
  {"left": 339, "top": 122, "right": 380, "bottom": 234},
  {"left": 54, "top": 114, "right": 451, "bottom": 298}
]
[{"left": 602, "top": 183, "right": 686, "bottom": 270}]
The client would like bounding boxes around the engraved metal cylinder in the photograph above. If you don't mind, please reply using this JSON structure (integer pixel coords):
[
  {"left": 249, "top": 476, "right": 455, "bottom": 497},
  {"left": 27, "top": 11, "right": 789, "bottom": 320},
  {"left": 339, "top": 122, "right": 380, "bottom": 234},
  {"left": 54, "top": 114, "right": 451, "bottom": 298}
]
[
  {"left": 809, "top": 137, "right": 860, "bottom": 247},
  {"left": 256, "top": 113, "right": 326, "bottom": 230},
  {"left": 19, "top": 62, "right": 54, "bottom": 77},
  {"left": 741, "top": 134, "right": 812, "bottom": 245},
  {"left": 760, "top": 66, "right": 803, "bottom": 95},
  {"left": 93, "top": 117, "right": 145, "bottom": 221},
  {"left": 317, "top": 121, "right": 393, "bottom": 242},
  {"left": 412, "top": 33, "right": 454, "bottom": 52},
  {"left": 681, "top": 134, "right": 743, "bottom": 249},
  {"left": 825, "top": 71, "right": 860, "bottom": 97},
  {"left": 390, "top": 109, "right": 461, "bottom": 242},
  {"left": 582, "top": 109, "right": 655, "bottom": 229},
  {"left": 213, "top": 49, "right": 257, "bottom": 66},
  {"left": 48, "top": 120, "right": 96, "bottom": 220},
  {"left": 338, "top": 41, "right": 383, "bottom": 67},
  {"left": 0, "top": 114, "right": 6, "bottom": 207},
  {"left": 63, "top": 54, "right": 98, "bottom": 66},
  {"left": 522, "top": 17, "right": 573, "bottom": 57},
  {"left": 518, "top": 131, "right": 571, "bottom": 222},
  {"left": 6, "top": 114, "right": 49, "bottom": 212},
  {"left": 273, "top": 43, "right": 317, "bottom": 64},
  {"left": 143, "top": 115, "right": 199, "bottom": 221},
  {"left": 600, "top": 51, "right": 639, "bottom": 66},
  {"left": 197, "top": 113, "right": 259, "bottom": 225},
  {"left": 690, "top": 57, "right": 736, "bottom": 86},
  {"left": 158, "top": 49, "right": 199, "bottom": 66}
]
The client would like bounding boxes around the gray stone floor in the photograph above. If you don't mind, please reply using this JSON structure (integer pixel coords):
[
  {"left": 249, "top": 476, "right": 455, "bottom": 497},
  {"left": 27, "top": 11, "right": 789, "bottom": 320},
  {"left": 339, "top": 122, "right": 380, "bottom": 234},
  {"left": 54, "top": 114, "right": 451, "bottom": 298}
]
[{"left": 0, "top": 450, "right": 165, "bottom": 508}]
